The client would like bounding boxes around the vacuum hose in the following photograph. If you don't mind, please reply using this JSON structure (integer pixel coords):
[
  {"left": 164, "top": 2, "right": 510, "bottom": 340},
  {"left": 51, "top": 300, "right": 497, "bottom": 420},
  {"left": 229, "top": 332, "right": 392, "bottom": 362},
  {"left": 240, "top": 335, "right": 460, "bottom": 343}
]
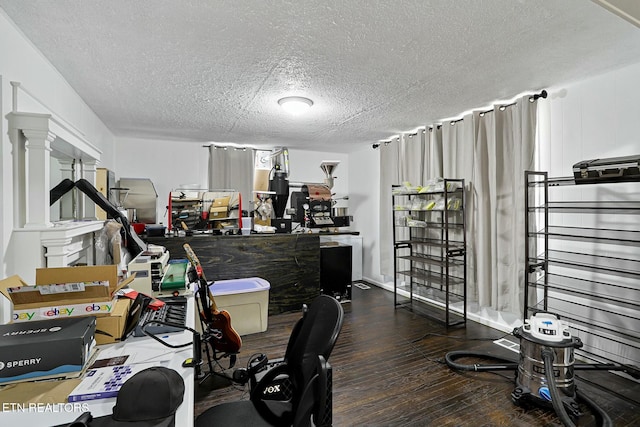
[
  {"left": 445, "top": 348, "right": 615, "bottom": 427},
  {"left": 540, "top": 347, "right": 612, "bottom": 427},
  {"left": 541, "top": 347, "right": 576, "bottom": 427},
  {"left": 576, "top": 389, "right": 613, "bottom": 427},
  {"left": 444, "top": 351, "right": 518, "bottom": 371}
]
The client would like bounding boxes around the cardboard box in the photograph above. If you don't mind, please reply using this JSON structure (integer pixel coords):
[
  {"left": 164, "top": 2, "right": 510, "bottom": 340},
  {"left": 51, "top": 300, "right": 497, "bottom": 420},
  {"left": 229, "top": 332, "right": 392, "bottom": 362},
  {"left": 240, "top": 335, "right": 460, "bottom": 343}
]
[
  {"left": 11, "top": 296, "right": 117, "bottom": 323},
  {"left": 0, "top": 317, "right": 96, "bottom": 384},
  {"left": 35, "top": 265, "right": 130, "bottom": 296},
  {"left": 209, "top": 196, "right": 230, "bottom": 217},
  {"left": 212, "top": 196, "right": 230, "bottom": 208},
  {"left": 95, "top": 298, "right": 131, "bottom": 345},
  {"left": 0, "top": 265, "right": 134, "bottom": 324},
  {"left": 209, "top": 208, "right": 228, "bottom": 219},
  {"left": 209, "top": 277, "right": 270, "bottom": 336}
]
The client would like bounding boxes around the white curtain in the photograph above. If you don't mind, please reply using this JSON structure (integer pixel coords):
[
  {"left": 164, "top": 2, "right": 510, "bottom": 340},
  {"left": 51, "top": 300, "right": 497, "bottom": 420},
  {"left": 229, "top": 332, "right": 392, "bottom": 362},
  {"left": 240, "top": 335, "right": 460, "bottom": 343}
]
[
  {"left": 427, "top": 126, "right": 443, "bottom": 178},
  {"left": 208, "top": 146, "right": 254, "bottom": 213},
  {"left": 442, "top": 116, "right": 478, "bottom": 300},
  {"left": 379, "top": 133, "right": 428, "bottom": 278},
  {"left": 379, "top": 96, "right": 538, "bottom": 316},
  {"left": 472, "top": 97, "right": 536, "bottom": 313}
]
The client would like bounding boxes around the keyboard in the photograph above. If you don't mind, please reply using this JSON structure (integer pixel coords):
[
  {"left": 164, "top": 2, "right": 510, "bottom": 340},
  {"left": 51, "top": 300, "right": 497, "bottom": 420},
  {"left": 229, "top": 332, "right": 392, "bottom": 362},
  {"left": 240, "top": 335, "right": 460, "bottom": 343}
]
[{"left": 133, "top": 296, "right": 188, "bottom": 337}]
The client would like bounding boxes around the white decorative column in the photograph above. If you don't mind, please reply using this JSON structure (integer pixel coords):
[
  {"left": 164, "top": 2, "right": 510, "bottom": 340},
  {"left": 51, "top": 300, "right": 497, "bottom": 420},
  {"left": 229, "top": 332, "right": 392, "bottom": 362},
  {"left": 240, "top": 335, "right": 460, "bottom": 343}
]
[
  {"left": 9, "top": 122, "right": 27, "bottom": 228},
  {"left": 22, "top": 129, "right": 55, "bottom": 227},
  {"left": 58, "top": 158, "right": 76, "bottom": 220}
]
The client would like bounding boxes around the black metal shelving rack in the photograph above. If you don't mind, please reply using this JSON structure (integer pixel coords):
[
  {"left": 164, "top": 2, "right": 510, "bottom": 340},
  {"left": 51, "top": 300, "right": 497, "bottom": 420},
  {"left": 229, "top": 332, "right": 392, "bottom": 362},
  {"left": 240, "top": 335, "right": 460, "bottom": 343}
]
[
  {"left": 524, "top": 171, "right": 640, "bottom": 367},
  {"left": 392, "top": 178, "right": 467, "bottom": 327}
]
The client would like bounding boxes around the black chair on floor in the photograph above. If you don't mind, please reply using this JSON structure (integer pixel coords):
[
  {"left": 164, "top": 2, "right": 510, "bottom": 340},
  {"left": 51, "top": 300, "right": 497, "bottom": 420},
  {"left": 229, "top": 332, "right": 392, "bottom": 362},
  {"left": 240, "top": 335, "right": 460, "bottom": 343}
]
[{"left": 195, "top": 294, "right": 345, "bottom": 427}]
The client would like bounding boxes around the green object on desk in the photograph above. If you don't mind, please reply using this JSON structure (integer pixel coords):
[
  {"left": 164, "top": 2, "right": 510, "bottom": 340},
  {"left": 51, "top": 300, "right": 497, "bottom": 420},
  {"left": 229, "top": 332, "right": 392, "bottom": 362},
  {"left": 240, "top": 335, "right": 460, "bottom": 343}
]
[{"left": 162, "top": 260, "right": 188, "bottom": 290}]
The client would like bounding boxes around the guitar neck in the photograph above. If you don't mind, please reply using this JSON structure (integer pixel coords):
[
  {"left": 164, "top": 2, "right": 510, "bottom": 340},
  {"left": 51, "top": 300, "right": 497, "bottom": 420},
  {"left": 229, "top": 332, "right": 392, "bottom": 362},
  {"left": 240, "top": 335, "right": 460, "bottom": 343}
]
[
  {"left": 199, "top": 278, "right": 219, "bottom": 312},
  {"left": 183, "top": 243, "right": 220, "bottom": 312}
]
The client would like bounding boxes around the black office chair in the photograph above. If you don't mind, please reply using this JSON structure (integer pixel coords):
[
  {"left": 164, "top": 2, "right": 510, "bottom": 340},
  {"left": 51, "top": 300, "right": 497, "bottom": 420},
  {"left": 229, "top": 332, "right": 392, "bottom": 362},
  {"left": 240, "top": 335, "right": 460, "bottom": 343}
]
[{"left": 195, "top": 294, "right": 345, "bottom": 427}]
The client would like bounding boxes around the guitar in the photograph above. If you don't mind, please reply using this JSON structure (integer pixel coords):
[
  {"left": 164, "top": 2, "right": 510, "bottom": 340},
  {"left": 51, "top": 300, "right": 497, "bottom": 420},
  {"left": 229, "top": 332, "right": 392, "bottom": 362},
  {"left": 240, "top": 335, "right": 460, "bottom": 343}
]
[{"left": 183, "top": 243, "right": 242, "bottom": 354}]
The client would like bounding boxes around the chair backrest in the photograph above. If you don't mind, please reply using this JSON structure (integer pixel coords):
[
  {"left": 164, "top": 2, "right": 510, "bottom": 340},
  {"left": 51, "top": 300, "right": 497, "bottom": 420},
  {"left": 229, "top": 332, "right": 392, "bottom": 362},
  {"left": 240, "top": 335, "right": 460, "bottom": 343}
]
[
  {"left": 283, "top": 304, "right": 308, "bottom": 361},
  {"left": 251, "top": 295, "right": 344, "bottom": 426},
  {"left": 288, "top": 295, "right": 343, "bottom": 407}
]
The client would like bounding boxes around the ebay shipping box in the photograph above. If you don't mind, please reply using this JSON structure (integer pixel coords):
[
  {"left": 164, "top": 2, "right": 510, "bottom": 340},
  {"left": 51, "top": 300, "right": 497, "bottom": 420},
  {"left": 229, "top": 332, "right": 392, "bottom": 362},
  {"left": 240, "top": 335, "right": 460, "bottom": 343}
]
[{"left": 0, "top": 265, "right": 133, "bottom": 323}]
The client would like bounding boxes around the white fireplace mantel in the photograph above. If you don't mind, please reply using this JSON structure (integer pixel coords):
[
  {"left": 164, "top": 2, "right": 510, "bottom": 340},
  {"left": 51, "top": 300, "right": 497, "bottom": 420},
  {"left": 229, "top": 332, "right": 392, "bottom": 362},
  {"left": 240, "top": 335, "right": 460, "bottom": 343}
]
[
  {"left": 7, "top": 111, "right": 103, "bottom": 228},
  {"left": 6, "top": 84, "right": 105, "bottom": 280},
  {"left": 11, "top": 221, "right": 105, "bottom": 283}
]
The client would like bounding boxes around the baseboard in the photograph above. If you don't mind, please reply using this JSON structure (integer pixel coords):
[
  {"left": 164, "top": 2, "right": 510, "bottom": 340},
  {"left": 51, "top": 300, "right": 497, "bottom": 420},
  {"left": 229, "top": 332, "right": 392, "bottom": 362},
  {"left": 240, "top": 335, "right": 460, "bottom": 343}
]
[{"left": 361, "top": 277, "right": 517, "bottom": 335}]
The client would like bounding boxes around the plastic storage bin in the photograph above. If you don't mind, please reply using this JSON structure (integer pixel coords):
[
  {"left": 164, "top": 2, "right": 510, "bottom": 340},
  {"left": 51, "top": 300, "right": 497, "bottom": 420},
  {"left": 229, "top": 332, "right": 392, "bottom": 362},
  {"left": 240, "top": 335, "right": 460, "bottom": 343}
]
[{"left": 208, "top": 277, "right": 270, "bottom": 336}]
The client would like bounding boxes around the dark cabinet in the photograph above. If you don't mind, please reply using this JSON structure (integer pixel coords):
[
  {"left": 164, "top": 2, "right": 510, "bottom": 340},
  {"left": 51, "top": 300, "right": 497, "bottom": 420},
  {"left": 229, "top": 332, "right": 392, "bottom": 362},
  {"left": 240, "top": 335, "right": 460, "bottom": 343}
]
[
  {"left": 320, "top": 244, "right": 352, "bottom": 301},
  {"left": 147, "top": 233, "right": 320, "bottom": 314}
]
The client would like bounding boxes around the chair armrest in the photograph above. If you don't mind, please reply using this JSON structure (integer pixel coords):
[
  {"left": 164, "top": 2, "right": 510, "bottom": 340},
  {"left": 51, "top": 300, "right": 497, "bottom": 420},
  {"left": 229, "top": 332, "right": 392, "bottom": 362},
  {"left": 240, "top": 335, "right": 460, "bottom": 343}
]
[
  {"left": 293, "top": 355, "right": 332, "bottom": 427},
  {"left": 315, "top": 356, "right": 329, "bottom": 425}
]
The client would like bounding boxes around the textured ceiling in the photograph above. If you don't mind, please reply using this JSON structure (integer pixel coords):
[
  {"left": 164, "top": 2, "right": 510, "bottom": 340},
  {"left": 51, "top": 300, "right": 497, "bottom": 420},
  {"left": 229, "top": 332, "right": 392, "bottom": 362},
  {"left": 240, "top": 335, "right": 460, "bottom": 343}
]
[{"left": 1, "top": 0, "right": 640, "bottom": 152}]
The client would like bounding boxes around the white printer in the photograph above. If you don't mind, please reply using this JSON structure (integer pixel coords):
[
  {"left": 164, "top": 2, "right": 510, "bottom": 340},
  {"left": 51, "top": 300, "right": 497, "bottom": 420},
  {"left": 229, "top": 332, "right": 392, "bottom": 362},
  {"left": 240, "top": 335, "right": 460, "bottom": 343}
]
[{"left": 127, "top": 245, "right": 170, "bottom": 295}]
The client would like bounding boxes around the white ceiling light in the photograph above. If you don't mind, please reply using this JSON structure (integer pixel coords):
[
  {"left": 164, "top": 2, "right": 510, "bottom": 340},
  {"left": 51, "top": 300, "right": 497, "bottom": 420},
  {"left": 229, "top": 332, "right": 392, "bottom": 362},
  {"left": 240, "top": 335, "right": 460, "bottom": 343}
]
[{"left": 278, "top": 96, "right": 313, "bottom": 115}]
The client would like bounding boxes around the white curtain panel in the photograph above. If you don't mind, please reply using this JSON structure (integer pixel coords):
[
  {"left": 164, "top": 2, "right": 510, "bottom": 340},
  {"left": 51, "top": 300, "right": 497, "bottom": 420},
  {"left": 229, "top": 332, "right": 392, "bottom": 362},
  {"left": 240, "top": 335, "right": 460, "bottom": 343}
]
[
  {"left": 208, "top": 146, "right": 255, "bottom": 213},
  {"left": 399, "top": 133, "right": 428, "bottom": 186},
  {"left": 379, "top": 133, "right": 429, "bottom": 277},
  {"left": 473, "top": 110, "right": 498, "bottom": 309},
  {"left": 473, "top": 97, "right": 536, "bottom": 315},
  {"left": 442, "top": 115, "right": 478, "bottom": 301},
  {"left": 378, "top": 96, "right": 537, "bottom": 317},
  {"left": 427, "top": 126, "right": 443, "bottom": 179},
  {"left": 400, "top": 133, "right": 429, "bottom": 276}
]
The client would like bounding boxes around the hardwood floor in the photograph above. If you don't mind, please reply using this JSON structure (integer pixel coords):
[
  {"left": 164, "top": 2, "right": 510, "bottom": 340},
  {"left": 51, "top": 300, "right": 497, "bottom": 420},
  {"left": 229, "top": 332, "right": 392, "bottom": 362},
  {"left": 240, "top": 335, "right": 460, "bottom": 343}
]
[{"left": 194, "top": 284, "right": 640, "bottom": 426}]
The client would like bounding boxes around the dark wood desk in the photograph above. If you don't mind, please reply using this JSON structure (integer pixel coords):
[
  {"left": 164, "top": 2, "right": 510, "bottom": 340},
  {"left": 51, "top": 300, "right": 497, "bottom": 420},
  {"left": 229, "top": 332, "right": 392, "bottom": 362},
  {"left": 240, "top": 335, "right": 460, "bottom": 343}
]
[{"left": 147, "top": 233, "right": 320, "bottom": 314}]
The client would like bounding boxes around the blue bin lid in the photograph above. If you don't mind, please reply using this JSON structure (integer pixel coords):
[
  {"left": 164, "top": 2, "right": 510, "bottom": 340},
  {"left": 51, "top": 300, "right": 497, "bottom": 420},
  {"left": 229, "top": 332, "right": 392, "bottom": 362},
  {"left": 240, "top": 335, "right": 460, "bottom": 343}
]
[{"left": 209, "top": 277, "right": 270, "bottom": 296}]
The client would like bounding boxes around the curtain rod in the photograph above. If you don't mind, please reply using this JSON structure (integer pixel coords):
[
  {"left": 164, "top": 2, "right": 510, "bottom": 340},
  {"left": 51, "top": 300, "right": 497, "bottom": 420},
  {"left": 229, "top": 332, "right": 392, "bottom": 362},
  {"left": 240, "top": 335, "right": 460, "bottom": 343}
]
[
  {"left": 372, "top": 89, "right": 547, "bottom": 149},
  {"left": 202, "top": 144, "right": 248, "bottom": 150}
]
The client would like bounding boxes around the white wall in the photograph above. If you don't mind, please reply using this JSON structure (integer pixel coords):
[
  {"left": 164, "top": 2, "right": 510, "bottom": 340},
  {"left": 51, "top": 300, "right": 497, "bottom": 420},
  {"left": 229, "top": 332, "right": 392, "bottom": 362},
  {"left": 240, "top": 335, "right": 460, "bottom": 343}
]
[
  {"left": 348, "top": 145, "right": 383, "bottom": 284},
  {"left": 287, "top": 149, "right": 350, "bottom": 203},
  {"left": 0, "top": 11, "right": 115, "bottom": 278},
  {"left": 540, "top": 61, "right": 640, "bottom": 174},
  {"left": 538, "top": 61, "right": 640, "bottom": 364},
  {"left": 114, "top": 137, "right": 207, "bottom": 226},
  {"left": 113, "top": 137, "right": 351, "bottom": 227},
  {"left": 538, "top": 62, "right": 640, "bottom": 245}
]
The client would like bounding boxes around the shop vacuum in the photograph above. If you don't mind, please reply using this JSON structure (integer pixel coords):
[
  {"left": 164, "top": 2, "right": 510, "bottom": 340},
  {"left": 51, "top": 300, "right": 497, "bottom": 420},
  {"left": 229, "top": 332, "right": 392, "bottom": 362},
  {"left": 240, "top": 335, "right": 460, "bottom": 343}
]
[{"left": 445, "top": 312, "right": 640, "bottom": 427}]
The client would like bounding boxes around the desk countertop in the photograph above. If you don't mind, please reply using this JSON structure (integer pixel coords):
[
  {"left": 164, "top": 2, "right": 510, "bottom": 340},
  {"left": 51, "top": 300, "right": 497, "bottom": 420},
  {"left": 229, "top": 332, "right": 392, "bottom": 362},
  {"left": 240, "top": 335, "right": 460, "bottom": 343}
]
[
  {"left": 0, "top": 296, "right": 196, "bottom": 427},
  {"left": 147, "top": 230, "right": 360, "bottom": 239}
]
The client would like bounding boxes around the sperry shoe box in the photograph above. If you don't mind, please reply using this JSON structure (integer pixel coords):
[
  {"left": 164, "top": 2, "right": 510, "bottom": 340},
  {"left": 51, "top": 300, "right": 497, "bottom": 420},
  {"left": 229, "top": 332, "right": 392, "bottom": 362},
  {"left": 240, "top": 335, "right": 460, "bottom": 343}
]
[{"left": 0, "top": 317, "right": 95, "bottom": 384}]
